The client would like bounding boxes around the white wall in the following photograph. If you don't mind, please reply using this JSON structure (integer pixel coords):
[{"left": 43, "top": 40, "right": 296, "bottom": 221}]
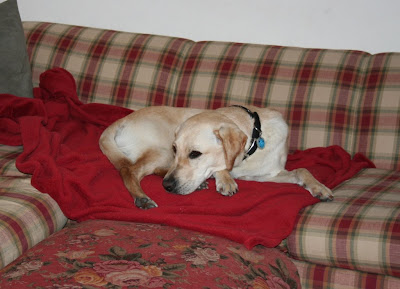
[{"left": 17, "top": 0, "right": 400, "bottom": 54}]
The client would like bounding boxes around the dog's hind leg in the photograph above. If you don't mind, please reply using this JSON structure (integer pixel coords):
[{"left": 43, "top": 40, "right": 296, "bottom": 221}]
[
  {"left": 258, "top": 168, "right": 334, "bottom": 201},
  {"left": 119, "top": 149, "right": 172, "bottom": 209},
  {"left": 100, "top": 122, "right": 172, "bottom": 209}
]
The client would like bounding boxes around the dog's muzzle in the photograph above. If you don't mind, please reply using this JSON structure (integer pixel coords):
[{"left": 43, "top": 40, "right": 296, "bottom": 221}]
[
  {"left": 163, "top": 174, "right": 207, "bottom": 195},
  {"left": 162, "top": 176, "right": 177, "bottom": 193}
]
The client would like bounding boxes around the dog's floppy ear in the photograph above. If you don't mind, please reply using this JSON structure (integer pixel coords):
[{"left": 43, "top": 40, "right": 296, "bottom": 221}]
[{"left": 214, "top": 125, "right": 247, "bottom": 171}]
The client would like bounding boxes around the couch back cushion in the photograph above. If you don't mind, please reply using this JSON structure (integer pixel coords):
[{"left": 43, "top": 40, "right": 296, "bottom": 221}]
[
  {"left": 23, "top": 22, "right": 193, "bottom": 110},
  {"left": 355, "top": 53, "right": 400, "bottom": 170},
  {"left": 174, "top": 41, "right": 368, "bottom": 155}
]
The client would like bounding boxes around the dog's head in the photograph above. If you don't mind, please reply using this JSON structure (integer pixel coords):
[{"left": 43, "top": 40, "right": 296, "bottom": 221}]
[{"left": 162, "top": 112, "right": 247, "bottom": 195}]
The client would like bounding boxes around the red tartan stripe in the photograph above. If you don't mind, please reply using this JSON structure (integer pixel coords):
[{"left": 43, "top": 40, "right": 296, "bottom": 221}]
[
  {"left": 79, "top": 30, "right": 117, "bottom": 103},
  {"left": 357, "top": 55, "right": 384, "bottom": 150},
  {"left": 286, "top": 49, "right": 323, "bottom": 148},
  {"left": 333, "top": 186, "right": 380, "bottom": 270},
  {"left": 366, "top": 56, "right": 387, "bottom": 90},
  {"left": 210, "top": 43, "right": 243, "bottom": 109},
  {"left": 251, "top": 46, "right": 282, "bottom": 107},
  {"left": 24, "top": 22, "right": 52, "bottom": 61},
  {"left": 112, "top": 34, "right": 149, "bottom": 106},
  {"left": 0, "top": 208, "right": 29, "bottom": 254},
  {"left": 329, "top": 52, "right": 366, "bottom": 145},
  {"left": 2, "top": 192, "right": 56, "bottom": 235},
  {"left": 50, "top": 26, "right": 84, "bottom": 67},
  {"left": 310, "top": 264, "right": 326, "bottom": 287},
  {"left": 175, "top": 43, "right": 206, "bottom": 107},
  {"left": 362, "top": 275, "right": 383, "bottom": 289},
  {"left": 149, "top": 38, "right": 192, "bottom": 106}
]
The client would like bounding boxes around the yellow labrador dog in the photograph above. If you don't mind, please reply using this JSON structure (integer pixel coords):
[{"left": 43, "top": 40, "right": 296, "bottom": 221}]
[{"left": 100, "top": 105, "right": 333, "bottom": 209}]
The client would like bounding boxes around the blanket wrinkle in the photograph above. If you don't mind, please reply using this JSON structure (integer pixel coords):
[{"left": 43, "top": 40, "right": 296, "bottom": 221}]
[{"left": 0, "top": 68, "right": 375, "bottom": 249}]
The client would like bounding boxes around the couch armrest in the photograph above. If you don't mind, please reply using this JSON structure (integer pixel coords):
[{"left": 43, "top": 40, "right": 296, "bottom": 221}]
[{"left": 0, "top": 145, "right": 67, "bottom": 268}]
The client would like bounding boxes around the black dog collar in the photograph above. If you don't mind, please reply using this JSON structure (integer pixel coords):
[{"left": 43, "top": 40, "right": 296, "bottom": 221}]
[{"left": 231, "top": 105, "right": 265, "bottom": 160}]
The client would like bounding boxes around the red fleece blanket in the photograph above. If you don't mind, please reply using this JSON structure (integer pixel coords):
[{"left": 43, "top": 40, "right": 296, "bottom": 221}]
[{"left": 0, "top": 68, "right": 375, "bottom": 249}]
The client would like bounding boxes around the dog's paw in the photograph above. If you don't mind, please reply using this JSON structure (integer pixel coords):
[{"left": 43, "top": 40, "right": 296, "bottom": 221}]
[
  {"left": 216, "top": 179, "right": 238, "bottom": 197},
  {"left": 196, "top": 181, "right": 209, "bottom": 191},
  {"left": 309, "top": 183, "right": 334, "bottom": 202},
  {"left": 135, "top": 197, "right": 158, "bottom": 209}
]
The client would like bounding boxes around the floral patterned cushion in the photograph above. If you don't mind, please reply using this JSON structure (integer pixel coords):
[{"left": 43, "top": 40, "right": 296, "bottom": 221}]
[{"left": 0, "top": 219, "right": 301, "bottom": 288}]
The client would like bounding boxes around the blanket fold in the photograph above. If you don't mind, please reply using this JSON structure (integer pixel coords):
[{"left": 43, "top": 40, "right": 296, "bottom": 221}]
[{"left": 0, "top": 68, "right": 375, "bottom": 248}]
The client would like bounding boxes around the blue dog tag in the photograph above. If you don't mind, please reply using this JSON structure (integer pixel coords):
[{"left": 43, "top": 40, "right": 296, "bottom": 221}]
[{"left": 257, "top": 137, "right": 265, "bottom": 149}]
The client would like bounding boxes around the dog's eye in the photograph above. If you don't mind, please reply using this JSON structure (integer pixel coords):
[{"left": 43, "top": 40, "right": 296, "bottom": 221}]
[
  {"left": 172, "top": 145, "right": 177, "bottom": 154},
  {"left": 189, "top": 151, "right": 202, "bottom": 159}
]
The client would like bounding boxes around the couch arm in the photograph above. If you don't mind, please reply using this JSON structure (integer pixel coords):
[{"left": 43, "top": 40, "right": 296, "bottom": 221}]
[{"left": 0, "top": 145, "right": 67, "bottom": 269}]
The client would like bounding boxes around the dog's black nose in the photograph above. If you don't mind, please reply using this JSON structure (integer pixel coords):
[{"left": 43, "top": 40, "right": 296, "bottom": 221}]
[{"left": 162, "top": 177, "right": 177, "bottom": 193}]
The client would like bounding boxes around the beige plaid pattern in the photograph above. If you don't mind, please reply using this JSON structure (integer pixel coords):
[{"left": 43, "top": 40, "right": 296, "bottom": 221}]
[
  {"left": 0, "top": 145, "right": 25, "bottom": 177},
  {"left": 174, "top": 42, "right": 367, "bottom": 156},
  {"left": 287, "top": 169, "right": 400, "bottom": 277},
  {"left": 23, "top": 22, "right": 400, "bottom": 170},
  {"left": 293, "top": 259, "right": 400, "bottom": 289},
  {"left": 23, "top": 22, "right": 193, "bottom": 110},
  {"left": 354, "top": 53, "right": 400, "bottom": 170},
  {"left": 0, "top": 176, "right": 67, "bottom": 268}
]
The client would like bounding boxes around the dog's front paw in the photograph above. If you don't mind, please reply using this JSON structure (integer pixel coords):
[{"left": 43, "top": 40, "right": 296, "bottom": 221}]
[
  {"left": 216, "top": 179, "right": 238, "bottom": 197},
  {"left": 135, "top": 197, "right": 158, "bottom": 209},
  {"left": 196, "top": 181, "right": 209, "bottom": 191},
  {"left": 310, "top": 183, "right": 334, "bottom": 202}
]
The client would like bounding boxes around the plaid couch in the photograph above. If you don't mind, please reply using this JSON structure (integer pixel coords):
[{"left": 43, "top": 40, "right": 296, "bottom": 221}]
[{"left": 0, "top": 22, "right": 399, "bottom": 288}]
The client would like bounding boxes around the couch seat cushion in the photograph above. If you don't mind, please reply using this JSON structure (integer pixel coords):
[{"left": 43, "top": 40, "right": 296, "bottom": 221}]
[
  {"left": 293, "top": 259, "right": 400, "bottom": 289},
  {"left": 0, "top": 219, "right": 301, "bottom": 288},
  {"left": 287, "top": 168, "right": 400, "bottom": 278}
]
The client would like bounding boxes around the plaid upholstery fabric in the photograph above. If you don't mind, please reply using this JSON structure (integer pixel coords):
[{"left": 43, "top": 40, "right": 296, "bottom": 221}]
[
  {"left": 9, "top": 20, "right": 400, "bottom": 285},
  {"left": 174, "top": 42, "right": 368, "bottom": 155},
  {"left": 22, "top": 22, "right": 400, "bottom": 170},
  {"left": 0, "top": 175, "right": 67, "bottom": 269},
  {"left": 0, "top": 145, "right": 25, "bottom": 177},
  {"left": 293, "top": 259, "right": 400, "bottom": 289},
  {"left": 23, "top": 22, "right": 193, "bottom": 110},
  {"left": 287, "top": 169, "right": 400, "bottom": 277},
  {"left": 9, "top": 21, "right": 398, "bottom": 286},
  {"left": 354, "top": 53, "right": 400, "bottom": 170}
]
